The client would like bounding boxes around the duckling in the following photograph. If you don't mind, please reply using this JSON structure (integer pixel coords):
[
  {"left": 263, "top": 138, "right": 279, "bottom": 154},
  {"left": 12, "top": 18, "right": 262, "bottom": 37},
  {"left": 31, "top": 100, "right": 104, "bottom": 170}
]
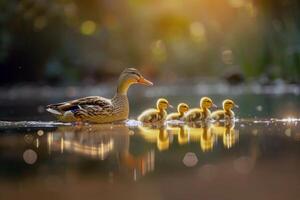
[
  {"left": 46, "top": 68, "right": 153, "bottom": 123},
  {"left": 166, "top": 103, "right": 189, "bottom": 121},
  {"left": 184, "top": 97, "right": 216, "bottom": 122},
  {"left": 211, "top": 99, "right": 238, "bottom": 121},
  {"left": 138, "top": 98, "right": 172, "bottom": 123}
]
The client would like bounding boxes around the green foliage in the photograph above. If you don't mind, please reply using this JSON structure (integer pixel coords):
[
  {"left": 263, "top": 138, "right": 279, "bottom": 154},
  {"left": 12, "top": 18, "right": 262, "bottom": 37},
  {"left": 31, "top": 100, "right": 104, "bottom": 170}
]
[{"left": 1, "top": 0, "right": 300, "bottom": 84}]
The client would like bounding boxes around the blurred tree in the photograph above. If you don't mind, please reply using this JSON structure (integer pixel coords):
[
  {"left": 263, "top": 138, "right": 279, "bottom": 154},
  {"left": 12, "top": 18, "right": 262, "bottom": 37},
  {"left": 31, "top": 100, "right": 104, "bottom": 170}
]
[{"left": 0, "top": 0, "right": 300, "bottom": 85}]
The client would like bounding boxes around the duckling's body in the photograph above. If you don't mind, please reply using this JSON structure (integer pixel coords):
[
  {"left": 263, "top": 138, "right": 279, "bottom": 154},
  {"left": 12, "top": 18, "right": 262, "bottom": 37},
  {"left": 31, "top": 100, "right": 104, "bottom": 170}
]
[
  {"left": 211, "top": 99, "right": 238, "bottom": 121},
  {"left": 184, "top": 108, "right": 210, "bottom": 121},
  {"left": 166, "top": 103, "right": 189, "bottom": 121},
  {"left": 138, "top": 98, "right": 171, "bottom": 123},
  {"left": 46, "top": 68, "right": 153, "bottom": 123},
  {"left": 184, "top": 97, "right": 216, "bottom": 122},
  {"left": 211, "top": 110, "right": 234, "bottom": 121},
  {"left": 138, "top": 108, "right": 167, "bottom": 123}
]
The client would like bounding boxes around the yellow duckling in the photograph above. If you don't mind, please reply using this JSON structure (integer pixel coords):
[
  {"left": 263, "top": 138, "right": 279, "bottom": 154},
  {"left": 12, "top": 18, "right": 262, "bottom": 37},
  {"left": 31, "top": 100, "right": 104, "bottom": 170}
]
[
  {"left": 138, "top": 98, "right": 172, "bottom": 123},
  {"left": 166, "top": 103, "right": 189, "bottom": 121},
  {"left": 46, "top": 68, "right": 153, "bottom": 123},
  {"left": 211, "top": 99, "right": 239, "bottom": 121},
  {"left": 184, "top": 97, "right": 216, "bottom": 122}
]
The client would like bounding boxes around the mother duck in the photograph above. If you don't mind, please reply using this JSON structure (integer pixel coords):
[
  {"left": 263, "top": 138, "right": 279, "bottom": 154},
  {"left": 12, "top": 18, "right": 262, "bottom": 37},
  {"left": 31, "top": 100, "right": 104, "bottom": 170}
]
[{"left": 46, "top": 68, "right": 153, "bottom": 123}]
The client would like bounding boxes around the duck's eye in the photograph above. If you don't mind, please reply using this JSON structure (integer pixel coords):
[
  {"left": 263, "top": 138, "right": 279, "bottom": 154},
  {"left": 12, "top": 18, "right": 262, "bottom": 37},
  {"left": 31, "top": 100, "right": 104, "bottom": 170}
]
[{"left": 130, "top": 71, "right": 141, "bottom": 78}]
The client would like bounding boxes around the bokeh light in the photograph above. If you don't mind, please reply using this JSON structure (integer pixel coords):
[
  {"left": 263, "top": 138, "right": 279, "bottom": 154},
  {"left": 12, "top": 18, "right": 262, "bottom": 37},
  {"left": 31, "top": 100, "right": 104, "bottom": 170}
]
[
  {"left": 80, "top": 20, "right": 97, "bottom": 35},
  {"left": 23, "top": 149, "right": 38, "bottom": 165}
]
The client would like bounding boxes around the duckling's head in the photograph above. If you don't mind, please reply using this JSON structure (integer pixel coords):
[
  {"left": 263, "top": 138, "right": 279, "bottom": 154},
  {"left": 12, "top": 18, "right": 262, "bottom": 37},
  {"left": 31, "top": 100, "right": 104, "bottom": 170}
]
[
  {"left": 117, "top": 68, "right": 153, "bottom": 94},
  {"left": 177, "top": 103, "right": 189, "bottom": 114},
  {"left": 157, "top": 98, "right": 171, "bottom": 110},
  {"left": 200, "top": 97, "right": 216, "bottom": 109},
  {"left": 223, "top": 99, "right": 238, "bottom": 111}
]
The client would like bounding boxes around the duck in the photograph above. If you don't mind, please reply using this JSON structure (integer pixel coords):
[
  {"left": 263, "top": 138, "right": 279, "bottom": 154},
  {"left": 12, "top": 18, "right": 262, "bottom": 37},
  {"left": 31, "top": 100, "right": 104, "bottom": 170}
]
[
  {"left": 46, "top": 68, "right": 153, "bottom": 123},
  {"left": 166, "top": 103, "right": 189, "bottom": 121},
  {"left": 184, "top": 97, "right": 216, "bottom": 122},
  {"left": 138, "top": 98, "right": 172, "bottom": 123},
  {"left": 211, "top": 99, "right": 238, "bottom": 121}
]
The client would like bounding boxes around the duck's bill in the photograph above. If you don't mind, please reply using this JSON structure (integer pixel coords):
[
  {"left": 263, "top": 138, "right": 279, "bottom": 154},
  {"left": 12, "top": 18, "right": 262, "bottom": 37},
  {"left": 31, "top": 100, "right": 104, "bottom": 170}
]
[
  {"left": 212, "top": 103, "right": 218, "bottom": 108},
  {"left": 138, "top": 77, "right": 153, "bottom": 86},
  {"left": 235, "top": 105, "right": 239, "bottom": 109},
  {"left": 168, "top": 104, "right": 174, "bottom": 109}
]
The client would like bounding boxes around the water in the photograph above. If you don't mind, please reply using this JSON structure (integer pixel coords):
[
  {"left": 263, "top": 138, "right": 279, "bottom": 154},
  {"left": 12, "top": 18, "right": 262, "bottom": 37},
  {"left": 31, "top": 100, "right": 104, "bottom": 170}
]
[{"left": 1, "top": 85, "right": 300, "bottom": 200}]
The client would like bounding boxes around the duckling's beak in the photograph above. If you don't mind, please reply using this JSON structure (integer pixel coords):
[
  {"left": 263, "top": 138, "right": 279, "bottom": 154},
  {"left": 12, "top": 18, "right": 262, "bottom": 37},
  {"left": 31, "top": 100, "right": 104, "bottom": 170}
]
[
  {"left": 168, "top": 104, "right": 174, "bottom": 109},
  {"left": 234, "top": 104, "right": 239, "bottom": 109},
  {"left": 212, "top": 103, "right": 218, "bottom": 108},
  {"left": 138, "top": 77, "right": 153, "bottom": 86}
]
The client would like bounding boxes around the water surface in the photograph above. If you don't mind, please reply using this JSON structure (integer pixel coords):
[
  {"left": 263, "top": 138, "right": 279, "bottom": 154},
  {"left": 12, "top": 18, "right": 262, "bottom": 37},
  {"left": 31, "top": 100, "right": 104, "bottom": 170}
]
[{"left": 1, "top": 85, "right": 300, "bottom": 200}]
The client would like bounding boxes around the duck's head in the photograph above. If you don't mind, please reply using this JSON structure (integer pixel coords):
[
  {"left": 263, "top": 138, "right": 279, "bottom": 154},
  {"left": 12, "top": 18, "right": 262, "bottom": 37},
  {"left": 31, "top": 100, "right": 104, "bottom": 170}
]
[
  {"left": 157, "top": 98, "right": 172, "bottom": 110},
  {"left": 117, "top": 68, "right": 153, "bottom": 94},
  {"left": 177, "top": 103, "right": 189, "bottom": 114},
  {"left": 200, "top": 97, "right": 217, "bottom": 109},
  {"left": 223, "top": 99, "right": 239, "bottom": 111}
]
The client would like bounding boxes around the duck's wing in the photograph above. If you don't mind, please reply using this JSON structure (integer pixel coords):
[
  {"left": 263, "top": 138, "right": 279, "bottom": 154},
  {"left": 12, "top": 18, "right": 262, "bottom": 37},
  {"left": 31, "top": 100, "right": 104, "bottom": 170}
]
[{"left": 46, "top": 96, "right": 113, "bottom": 117}]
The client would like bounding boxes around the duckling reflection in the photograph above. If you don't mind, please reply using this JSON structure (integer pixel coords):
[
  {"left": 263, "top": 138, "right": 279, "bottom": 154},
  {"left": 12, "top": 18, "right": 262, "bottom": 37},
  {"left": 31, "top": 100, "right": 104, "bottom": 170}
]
[
  {"left": 138, "top": 124, "right": 170, "bottom": 151},
  {"left": 166, "top": 124, "right": 188, "bottom": 145},
  {"left": 48, "top": 124, "right": 155, "bottom": 179},
  {"left": 138, "top": 122, "right": 239, "bottom": 152},
  {"left": 185, "top": 122, "right": 216, "bottom": 152},
  {"left": 211, "top": 121, "right": 239, "bottom": 149}
]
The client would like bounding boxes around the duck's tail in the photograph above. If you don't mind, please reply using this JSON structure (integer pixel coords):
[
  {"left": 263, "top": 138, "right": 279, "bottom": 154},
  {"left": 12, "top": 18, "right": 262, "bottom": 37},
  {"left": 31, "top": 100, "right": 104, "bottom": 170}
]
[{"left": 46, "top": 104, "right": 63, "bottom": 115}]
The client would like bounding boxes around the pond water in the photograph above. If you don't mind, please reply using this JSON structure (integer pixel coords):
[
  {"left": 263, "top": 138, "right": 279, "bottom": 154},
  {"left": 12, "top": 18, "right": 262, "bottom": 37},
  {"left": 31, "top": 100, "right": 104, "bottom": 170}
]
[{"left": 1, "top": 85, "right": 300, "bottom": 200}]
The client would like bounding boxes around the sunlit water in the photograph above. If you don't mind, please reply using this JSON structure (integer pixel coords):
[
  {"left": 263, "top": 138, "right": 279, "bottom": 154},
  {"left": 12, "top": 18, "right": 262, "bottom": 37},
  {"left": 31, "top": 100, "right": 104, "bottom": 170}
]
[{"left": 1, "top": 85, "right": 300, "bottom": 200}]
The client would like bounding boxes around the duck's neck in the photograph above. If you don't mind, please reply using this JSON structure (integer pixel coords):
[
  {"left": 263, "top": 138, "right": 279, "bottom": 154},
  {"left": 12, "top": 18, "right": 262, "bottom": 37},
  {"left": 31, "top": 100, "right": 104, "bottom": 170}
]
[
  {"left": 112, "top": 80, "right": 131, "bottom": 119},
  {"left": 112, "top": 93, "right": 129, "bottom": 120},
  {"left": 116, "top": 78, "right": 132, "bottom": 95}
]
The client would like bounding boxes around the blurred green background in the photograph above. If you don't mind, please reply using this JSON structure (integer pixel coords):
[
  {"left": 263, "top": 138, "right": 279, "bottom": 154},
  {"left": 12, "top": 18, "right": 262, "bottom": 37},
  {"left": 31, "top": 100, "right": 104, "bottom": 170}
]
[{"left": 1, "top": 0, "right": 300, "bottom": 85}]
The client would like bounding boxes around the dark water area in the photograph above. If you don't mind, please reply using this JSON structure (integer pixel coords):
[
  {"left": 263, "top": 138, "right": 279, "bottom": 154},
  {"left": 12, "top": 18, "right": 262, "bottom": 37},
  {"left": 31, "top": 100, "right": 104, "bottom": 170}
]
[{"left": 0, "top": 84, "right": 300, "bottom": 200}]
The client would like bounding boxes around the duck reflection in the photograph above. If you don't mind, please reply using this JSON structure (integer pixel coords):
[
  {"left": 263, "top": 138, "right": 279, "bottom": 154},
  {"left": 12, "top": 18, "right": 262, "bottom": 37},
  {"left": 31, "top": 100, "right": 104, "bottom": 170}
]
[
  {"left": 48, "top": 124, "right": 155, "bottom": 180},
  {"left": 48, "top": 124, "right": 128, "bottom": 159}
]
